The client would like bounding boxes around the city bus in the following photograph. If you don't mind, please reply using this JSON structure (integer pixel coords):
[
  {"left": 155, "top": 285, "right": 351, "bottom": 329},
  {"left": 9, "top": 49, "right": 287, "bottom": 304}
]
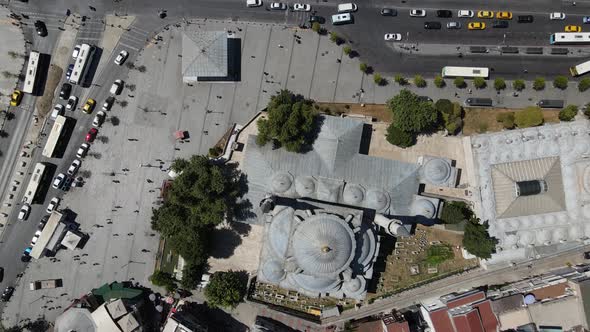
[
  {"left": 69, "top": 43, "right": 94, "bottom": 85},
  {"left": 441, "top": 66, "right": 489, "bottom": 78},
  {"left": 550, "top": 32, "right": 590, "bottom": 45},
  {"left": 570, "top": 59, "right": 590, "bottom": 76},
  {"left": 22, "top": 51, "right": 40, "bottom": 94},
  {"left": 42, "top": 115, "right": 67, "bottom": 158},
  {"left": 22, "top": 163, "right": 46, "bottom": 204}
]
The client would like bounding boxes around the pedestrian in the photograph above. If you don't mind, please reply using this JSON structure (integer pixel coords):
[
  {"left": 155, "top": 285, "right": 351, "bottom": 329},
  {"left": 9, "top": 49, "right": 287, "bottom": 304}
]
[
  {"left": 468, "top": 89, "right": 472, "bottom": 94},
  {"left": 113, "top": 233, "right": 119, "bottom": 236},
  {"left": 134, "top": 210, "right": 140, "bottom": 213},
  {"left": 278, "top": 44, "right": 283, "bottom": 48},
  {"left": 454, "top": 92, "right": 458, "bottom": 97},
  {"left": 146, "top": 179, "right": 153, "bottom": 183},
  {"left": 89, "top": 6, "right": 96, "bottom": 11}
]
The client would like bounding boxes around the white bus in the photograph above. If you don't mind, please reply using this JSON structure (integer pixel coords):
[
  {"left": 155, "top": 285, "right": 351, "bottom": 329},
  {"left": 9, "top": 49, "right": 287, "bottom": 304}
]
[
  {"left": 23, "top": 51, "right": 40, "bottom": 94},
  {"left": 42, "top": 115, "right": 67, "bottom": 158},
  {"left": 550, "top": 32, "right": 590, "bottom": 45},
  {"left": 441, "top": 66, "right": 489, "bottom": 78},
  {"left": 22, "top": 163, "right": 46, "bottom": 204},
  {"left": 570, "top": 60, "right": 590, "bottom": 76},
  {"left": 69, "top": 43, "right": 94, "bottom": 85}
]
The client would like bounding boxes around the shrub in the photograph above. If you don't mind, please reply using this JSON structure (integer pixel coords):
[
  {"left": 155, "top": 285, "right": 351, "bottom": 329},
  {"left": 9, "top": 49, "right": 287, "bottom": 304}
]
[
  {"left": 477, "top": 122, "right": 488, "bottom": 133},
  {"left": 343, "top": 45, "right": 352, "bottom": 55},
  {"left": 386, "top": 124, "right": 415, "bottom": 148},
  {"left": 394, "top": 74, "right": 407, "bottom": 85},
  {"left": 414, "top": 75, "right": 427, "bottom": 88},
  {"left": 435, "top": 99, "right": 453, "bottom": 115},
  {"left": 494, "top": 78, "right": 506, "bottom": 91},
  {"left": 311, "top": 22, "right": 321, "bottom": 33},
  {"left": 553, "top": 75, "right": 569, "bottom": 90},
  {"left": 149, "top": 270, "right": 177, "bottom": 293},
  {"left": 533, "top": 77, "right": 545, "bottom": 90},
  {"left": 329, "top": 32, "right": 341, "bottom": 43},
  {"left": 374, "top": 73, "right": 386, "bottom": 85},
  {"left": 426, "top": 244, "right": 454, "bottom": 265},
  {"left": 434, "top": 75, "right": 445, "bottom": 88},
  {"left": 515, "top": 106, "right": 543, "bottom": 128},
  {"left": 454, "top": 77, "right": 466, "bottom": 88},
  {"left": 359, "top": 63, "right": 368, "bottom": 73},
  {"left": 579, "top": 78, "right": 590, "bottom": 92},
  {"left": 559, "top": 105, "right": 578, "bottom": 121},
  {"left": 513, "top": 79, "right": 525, "bottom": 91},
  {"left": 585, "top": 103, "right": 590, "bottom": 119},
  {"left": 496, "top": 112, "right": 515, "bottom": 129},
  {"left": 473, "top": 77, "right": 486, "bottom": 89}
]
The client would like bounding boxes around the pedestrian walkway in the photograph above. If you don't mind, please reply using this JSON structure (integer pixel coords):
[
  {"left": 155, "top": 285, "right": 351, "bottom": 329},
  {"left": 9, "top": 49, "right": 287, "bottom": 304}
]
[{"left": 0, "top": 5, "right": 26, "bottom": 110}]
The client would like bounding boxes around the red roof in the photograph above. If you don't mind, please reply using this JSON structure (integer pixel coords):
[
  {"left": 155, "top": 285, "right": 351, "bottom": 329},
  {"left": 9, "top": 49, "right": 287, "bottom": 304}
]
[
  {"left": 473, "top": 300, "right": 499, "bottom": 332},
  {"left": 384, "top": 320, "right": 411, "bottom": 332},
  {"left": 429, "top": 309, "right": 454, "bottom": 332},
  {"left": 446, "top": 291, "right": 486, "bottom": 309},
  {"left": 452, "top": 310, "right": 485, "bottom": 332}
]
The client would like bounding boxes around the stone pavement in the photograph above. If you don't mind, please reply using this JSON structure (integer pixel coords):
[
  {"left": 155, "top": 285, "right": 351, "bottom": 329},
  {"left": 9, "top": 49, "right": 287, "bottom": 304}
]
[{"left": 0, "top": 6, "right": 26, "bottom": 115}]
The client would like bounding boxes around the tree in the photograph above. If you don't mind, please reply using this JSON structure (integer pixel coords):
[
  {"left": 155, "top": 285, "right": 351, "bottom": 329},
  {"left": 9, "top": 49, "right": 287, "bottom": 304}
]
[
  {"left": 434, "top": 75, "right": 445, "bottom": 88},
  {"left": 513, "top": 79, "right": 525, "bottom": 91},
  {"left": 437, "top": 101, "right": 463, "bottom": 135},
  {"left": 311, "top": 22, "right": 321, "bottom": 33},
  {"left": 440, "top": 201, "right": 472, "bottom": 224},
  {"left": 414, "top": 75, "right": 427, "bottom": 88},
  {"left": 533, "top": 77, "right": 545, "bottom": 90},
  {"left": 204, "top": 270, "right": 247, "bottom": 309},
  {"left": 149, "top": 270, "right": 177, "bottom": 292},
  {"left": 374, "top": 73, "right": 386, "bottom": 85},
  {"left": 496, "top": 112, "right": 515, "bottom": 129},
  {"left": 473, "top": 77, "right": 486, "bottom": 89},
  {"left": 343, "top": 45, "right": 352, "bottom": 56},
  {"left": 585, "top": 103, "right": 590, "bottom": 119},
  {"left": 514, "top": 106, "right": 543, "bottom": 128},
  {"left": 359, "top": 62, "right": 368, "bottom": 73},
  {"left": 553, "top": 75, "right": 569, "bottom": 90},
  {"left": 462, "top": 217, "right": 497, "bottom": 259},
  {"left": 559, "top": 105, "right": 578, "bottom": 121},
  {"left": 454, "top": 76, "right": 466, "bottom": 88},
  {"left": 181, "top": 262, "right": 203, "bottom": 289},
  {"left": 386, "top": 124, "right": 415, "bottom": 148},
  {"left": 494, "top": 78, "right": 506, "bottom": 91},
  {"left": 434, "top": 99, "right": 453, "bottom": 115},
  {"left": 256, "top": 90, "right": 319, "bottom": 152},
  {"left": 579, "top": 78, "right": 590, "bottom": 92},
  {"left": 387, "top": 89, "right": 439, "bottom": 133},
  {"left": 394, "top": 74, "right": 407, "bottom": 85}
]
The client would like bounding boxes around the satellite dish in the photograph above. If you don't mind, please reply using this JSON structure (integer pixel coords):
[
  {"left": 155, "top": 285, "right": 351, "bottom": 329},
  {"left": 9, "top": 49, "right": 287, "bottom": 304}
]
[
  {"left": 149, "top": 293, "right": 156, "bottom": 302},
  {"left": 156, "top": 305, "right": 163, "bottom": 312}
]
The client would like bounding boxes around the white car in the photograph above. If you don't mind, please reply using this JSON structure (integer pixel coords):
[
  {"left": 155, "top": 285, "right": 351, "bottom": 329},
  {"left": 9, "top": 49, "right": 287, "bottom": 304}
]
[
  {"left": 270, "top": 2, "right": 287, "bottom": 10},
  {"left": 550, "top": 12, "right": 565, "bottom": 20},
  {"left": 92, "top": 111, "right": 106, "bottom": 127},
  {"left": 246, "top": 0, "right": 262, "bottom": 7},
  {"left": 31, "top": 230, "right": 42, "bottom": 246},
  {"left": 51, "top": 104, "right": 65, "bottom": 120},
  {"left": 457, "top": 10, "right": 473, "bottom": 18},
  {"left": 46, "top": 197, "right": 60, "bottom": 214},
  {"left": 114, "top": 50, "right": 129, "bottom": 65},
  {"left": 410, "top": 9, "right": 426, "bottom": 17},
  {"left": 384, "top": 33, "right": 402, "bottom": 41},
  {"left": 18, "top": 204, "right": 30, "bottom": 221},
  {"left": 76, "top": 143, "right": 90, "bottom": 158},
  {"left": 110, "top": 79, "right": 123, "bottom": 95},
  {"left": 66, "top": 96, "right": 78, "bottom": 111},
  {"left": 72, "top": 44, "right": 81, "bottom": 59},
  {"left": 67, "top": 159, "right": 81, "bottom": 176},
  {"left": 52, "top": 173, "right": 66, "bottom": 189},
  {"left": 293, "top": 3, "right": 311, "bottom": 11}
]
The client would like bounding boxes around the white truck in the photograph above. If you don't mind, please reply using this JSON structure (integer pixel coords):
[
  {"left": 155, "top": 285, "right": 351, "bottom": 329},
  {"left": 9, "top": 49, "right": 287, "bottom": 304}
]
[{"left": 29, "top": 278, "right": 62, "bottom": 290}]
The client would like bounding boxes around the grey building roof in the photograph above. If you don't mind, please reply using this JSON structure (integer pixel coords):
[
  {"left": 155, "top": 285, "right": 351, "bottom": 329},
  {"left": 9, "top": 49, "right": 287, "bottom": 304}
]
[
  {"left": 491, "top": 294, "right": 524, "bottom": 314},
  {"left": 182, "top": 30, "right": 227, "bottom": 81}
]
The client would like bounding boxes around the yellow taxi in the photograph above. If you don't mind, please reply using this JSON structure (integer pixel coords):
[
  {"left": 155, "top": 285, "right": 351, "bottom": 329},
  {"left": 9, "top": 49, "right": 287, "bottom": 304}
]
[
  {"left": 477, "top": 11, "right": 494, "bottom": 19},
  {"left": 565, "top": 25, "right": 582, "bottom": 32},
  {"left": 10, "top": 90, "right": 23, "bottom": 107},
  {"left": 82, "top": 98, "right": 95, "bottom": 114},
  {"left": 468, "top": 22, "right": 486, "bottom": 30},
  {"left": 496, "top": 11, "right": 513, "bottom": 19}
]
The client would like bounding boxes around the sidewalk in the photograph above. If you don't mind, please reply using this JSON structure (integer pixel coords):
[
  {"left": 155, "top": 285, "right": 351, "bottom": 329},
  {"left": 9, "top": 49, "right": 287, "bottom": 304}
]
[{"left": 0, "top": 6, "right": 26, "bottom": 111}]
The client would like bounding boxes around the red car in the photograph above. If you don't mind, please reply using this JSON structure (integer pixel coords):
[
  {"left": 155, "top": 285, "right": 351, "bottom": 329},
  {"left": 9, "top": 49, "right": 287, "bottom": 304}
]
[{"left": 86, "top": 128, "right": 98, "bottom": 142}]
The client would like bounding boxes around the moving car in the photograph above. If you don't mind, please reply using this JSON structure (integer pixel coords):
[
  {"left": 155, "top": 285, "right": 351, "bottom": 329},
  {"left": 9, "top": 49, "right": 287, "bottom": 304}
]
[
  {"left": 10, "top": 90, "right": 22, "bottom": 106},
  {"left": 83, "top": 98, "right": 96, "bottom": 114},
  {"left": 110, "top": 80, "right": 123, "bottom": 95},
  {"left": 114, "top": 50, "right": 129, "bottom": 65},
  {"left": 92, "top": 111, "right": 106, "bottom": 127},
  {"left": 59, "top": 83, "right": 72, "bottom": 100},
  {"left": 86, "top": 128, "right": 98, "bottom": 142},
  {"left": 410, "top": 9, "right": 426, "bottom": 17},
  {"left": 18, "top": 204, "right": 30, "bottom": 221},
  {"left": 458, "top": 10, "right": 474, "bottom": 18},
  {"left": 66, "top": 96, "right": 78, "bottom": 111},
  {"left": 447, "top": 22, "right": 461, "bottom": 29},
  {"left": 436, "top": 10, "right": 452, "bottom": 18},
  {"left": 468, "top": 22, "right": 486, "bottom": 30},
  {"left": 21, "top": 247, "right": 32, "bottom": 262},
  {"left": 518, "top": 15, "right": 534, "bottom": 23},
  {"left": 565, "top": 25, "right": 582, "bottom": 32},
  {"left": 67, "top": 159, "right": 81, "bottom": 176},
  {"left": 584, "top": 16, "right": 590, "bottom": 24},
  {"left": 1, "top": 287, "right": 14, "bottom": 302},
  {"left": 34, "top": 20, "right": 47, "bottom": 36},
  {"left": 337, "top": 3, "right": 357, "bottom": 13},
  {"left": 38, "top": 215, "right": 48, "bottom": 230},
  {"left": 31, "top": 230, "right": 41, "bottom": 246},
  {"left": 72, "top": 45, "right": 80, "bottom": 59},
  {"left": 46, "top": 197, "right": 60, "bottom": 213},
  {"left": 102, "top": 96, "right": 115, "bottom": 111},
  {"left": 246, "top": 0, "right": 262, "bottom": 7},
  {"left": 384, "top": 33, "right": 402, "bottom": 41},
  {"left": 380, "top": 8, "right": 397, "bottom": 16},
  {"left": 293, "top": 3, "right": 311, "bottom": 11},
  {"left": 477, "top": 11, "right": 494, "bottom": 19},
  {"left": 493, "top": 20, "right": 509, "bottom": 28},
  {"left": 309, "top": 15, "right": 325, "bottom": 24},
  {"left": 66, "top": 63, "right": 74, "bottom": 80},
  {"left": 496, "top": 11, "right": 512, "bottom": 19},
  {"left": 424, "top": 21, "right": 442, "bottom": 29},
  {"left": 51, "top": 104, "right": 64, "bottom": 120},
  {"left": 76, "top": 143, "right": 90, "bottom": 158},
  {"left": 270, "top": 2, "right": 287, "bottom": 10},
  {"left": 550, "top": 12, "right": 565, "bottom": 20},
  {"left": 52, "top": 173, "right": 66, "bottom": 189}
]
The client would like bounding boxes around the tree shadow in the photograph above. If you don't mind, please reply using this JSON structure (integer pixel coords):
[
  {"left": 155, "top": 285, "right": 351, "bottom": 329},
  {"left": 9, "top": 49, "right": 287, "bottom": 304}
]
[
  {"left": 109, "top": 115, "right": 120, "bottom": 126},
  {"left": 299, "top": 114, "right": 324, "bottom": 154},
  {"left": 222, "top": 164, "right": 256, "bottom": 223},
  {"left": 181, "top": 301, "right": 249, "bottom": 332},
  {"left": 348, "top": 50, "right": 359, "bottom": 58},
  {"left": 365, "top": 66, "right": 374, "bottom": 75},
  {"left": 232, "top": 221, "right": 251, "bottom": 236},
  {"left": 208, "top": 227, "right": 243, "bottom": 259}
]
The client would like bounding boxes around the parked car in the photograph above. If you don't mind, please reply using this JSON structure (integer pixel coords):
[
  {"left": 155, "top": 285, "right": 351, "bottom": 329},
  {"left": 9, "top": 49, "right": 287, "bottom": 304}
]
[
  {"left": 565, "top": 25, "right": 582, "bottom": 32},
  {"left": 457, "top": 10, "right": 474, "bottom": 18},
  {"left": 1, "top": 287, "right": 14, "bottom": 302},
  {"left": 30, "top": 230, "right": 41, "bottom": 246},
  {"left": 492, "top": 20, "right": 509, "bottom": 28},
  {"left": 550, "top": 12, "right": 565, "bottom": 20},
  {"left": 102, "top": 96, "right": 115, "bottom": 111},
  {"left": 65, "top": 63, "right": 74, "bottom": 80},
  {"left": 110, "top": 80, "right": 123, "bottom": 95},
  {"left": 518, "top": 15, "right": 534, "bottom": 23},
  {"left": 76, "top": 143, "right": 90, "bottom": 158},
  {"left": 59, "top": 83, "right": 72, "bottom": 100},
  {"left": 410, "top": 9, "right": 426, "bottom": 17},
  {"left": 72, "top": 44, "right": 81, "bottom": 59},
  {"left": 45, "top": 197, "right": 60, "bottom": 213},
  {"left": 447, "top": 21, "right": 461, "bottom": 29},
  {"left": 246, "top": 0, "right": 262, "bottom": 7},
  {"left": 584, "top": 16, "right": 590, "bottom": 24},
  {"left": 66, "top": 96, "right": 78, "bottom": 111},
  {"left": 270, "top": 2, "right": 287, "bottom": 10},
  {"left": 436, "top": 10, "right": 452, "bottom": 18},
  {"left": 67, "top": 159, "right": 81, "bottom": 176},
  {"left": 86, "top": 128, "right": 98, "bottom": 142},
  {"left": 21, "top": 247, "right": 32, "bottom": 262},
  {"left": 18, "top": 204, "right": 30, "bottom": 221},
  {"left": 10, "top": 90, "right": 22, "bottom": 107},
  {"left": 83, "top": 98, "right": 96, "bottom": 114},
  {"left": 38, "top": 216, "right": 48, "bottom": 231},
  {"left": 424, "top": 21, "right": 442, "bottom": 29},
  {"left": 34, "top": 20, "right": 47, "bottom": 36},
  {"left": 477, "top": 11, "right": 494, "bottom": 19},
  {"left": 52, "top": 173, "right": 66, "bottom": 189},
  {"left": 309, "top": 15, "right": 325, "bottom": 24},
  {"left": 293, "top": 3, "right": 311, "bottom": 11},
  {"left": 496, "top": 11, "right": 512, "bottom": 19},
  {"left": 468, "top": 22, "right": 486, "bottom": 30},
  {"left": 51, "top": 104, "right": 64, "bottom": 120},
  {"left": 92, "top": 111, "right": 106, "bottom": 127},
  {"left": 380, "top": 8, "right": 397, "bottom": 16},
  {"left": 114, "top": 50, "right": 129, "bottom": 65}
]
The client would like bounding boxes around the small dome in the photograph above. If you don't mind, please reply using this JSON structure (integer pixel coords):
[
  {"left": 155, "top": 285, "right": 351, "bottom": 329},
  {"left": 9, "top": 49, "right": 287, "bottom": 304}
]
[
  {"left": 424, "top": 158, "right": 452, "bottom": 185},
  {"left": 343, "top": 184, "right": 365, "bottom": 205},
  {"left": 295, "top": 176, "right": 316, "bottom": 197},
  {"left": 343, "top": 277, "right": 363, "bottom": 293},
  {"left": 262, "top": 260, "right": 285, "bottom": 282},
  {"left": 271, "top": 172, "right": 293, "bottom": 193},
  {"left": 291, "top": 274, "right": 341, "bottom": 292},
  {"left": 366, "top": 190, "right": 390, "bottom": 211},
  {"left": 412, "top": 199, "right": 436, "bottom": 219},
  {"left": 518, "top": 231, "right": 534, "bottom": 246}
]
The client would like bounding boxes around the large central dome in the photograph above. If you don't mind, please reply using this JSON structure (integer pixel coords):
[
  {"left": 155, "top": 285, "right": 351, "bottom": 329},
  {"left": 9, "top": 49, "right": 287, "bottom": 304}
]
[{"left": 291, "top": 214, "right": 356, "bottom": 276}]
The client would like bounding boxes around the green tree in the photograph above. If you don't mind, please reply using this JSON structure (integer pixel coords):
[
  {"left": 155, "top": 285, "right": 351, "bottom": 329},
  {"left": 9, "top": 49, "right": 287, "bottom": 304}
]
[
  {"left": 387, "top": 89, "right": 439, "bottom": 133},
  {"left": 434, "top": 99, "right": 453, "bottom": 115},
  {"left": 559, "top": 105, "right": 578, "bottom": 121},
  {"left": 374, "top": 73, "right": 386, "bottom": 85},
  {"left": 394, "top": 74, "right": 407, "bottom": 85},
  {"left": 343, "top": 45, "right": 352, "bottom": 56},
  {"left": 385, "top": 124, "right": 415, "bottom": 148},
  {"left": 434, "top": 75, "right": 445, "bottom": 88},
  {"left": 256, "top": 90, "right": 319, "bottom": 152},
  {"left": 311, "top": 22, "right": 321, "bottom": 33},
  {"left": 440, "top": 201, "right": 472, "bottom": 224},
  {"left": 181, "top": 262, "right": 203, "bottom": 290},
  {"left": 496, "top": 112, "right": 515, "bottom": 129},
  {"left": 579, "top": 78, "right": 590, "bottom": 92},
  {"left": 513, "top": 79, "right": 525, "bottom": 91},
  {"left": 454, "top": 76, "right": 466, "bottom": 88},
  {"left": 463, "top": 217, "right": 497, "bottom": 259},
  {"left": 473, "top": 77, "right": 486, "bottom": 89},
  {"left": 514, "top": 106, "right": 543, "bottom": 128},
  {"left": 149, "top": 270, "right": 177, "bottom": 292},
  {"left": 494, "top": 78, "right": 506, "bottom": 91},
  {"left": 414, "top": 75, "right": 427, "bottom": 88},
  {"left": 553, "top": 75, "right": 569, "bottom": 90},
  {"left": 204, "top": 270, "right": 247, "bottom": 309},
  {"left": 533, "top": 77, "right": 545, "bottom": 91},
  {"left": 585, "top": 103, "right": 590, "bottom": 119},
  {"left": 359, "top": 62, "right": 368, "bottom": 73},
  {"left": 436, "top": 100, "right": 463, "bottom": 135}
]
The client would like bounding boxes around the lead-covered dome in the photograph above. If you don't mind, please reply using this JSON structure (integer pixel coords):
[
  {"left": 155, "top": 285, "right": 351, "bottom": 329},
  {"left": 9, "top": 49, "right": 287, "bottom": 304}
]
[
  {"left": 271, "top": 172, "right": 293, "bottom": 193},
  {"left": 343, "top": 184, "right": 365, "bottom": 205},
  {"left": 262, "top": 260, "right": 285, "bottom": 283},
  {"left": 295, "top": 176, "right": 316, "bottom": 197},
  {"left": 366, "top": 189, "right": 390, "bottom": 211},
  {"left": 424, "top": 158, "right": 452, "bottom": 185},
  {"left": 412, "top": 199, "right": 436, "bottom": 219}
]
